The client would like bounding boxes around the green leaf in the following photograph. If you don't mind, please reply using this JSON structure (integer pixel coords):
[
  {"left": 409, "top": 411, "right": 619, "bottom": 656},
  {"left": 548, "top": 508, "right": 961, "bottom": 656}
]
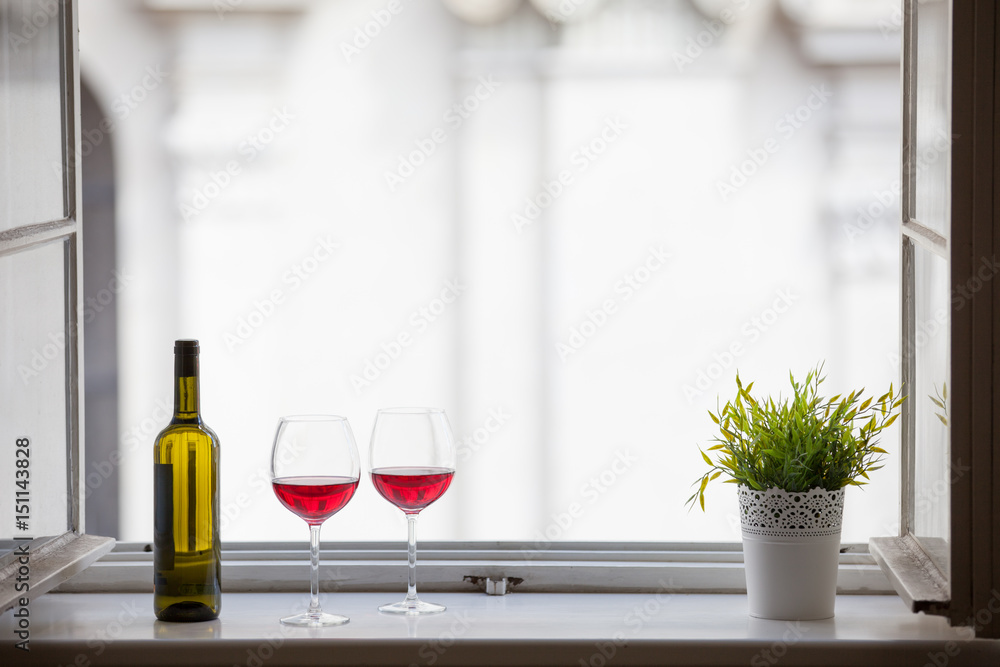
[
  {"left": 688, "top": 365, "right": 899, "bottom": 501},
  {"left": 708, "top": 410, "right": 720, "bottom": 425},
  {"left": 883, "top": 413, "right": 899, "bottom": 428},
  {"left": 701, "top": 450, "right": 713, "bottom": 466}
]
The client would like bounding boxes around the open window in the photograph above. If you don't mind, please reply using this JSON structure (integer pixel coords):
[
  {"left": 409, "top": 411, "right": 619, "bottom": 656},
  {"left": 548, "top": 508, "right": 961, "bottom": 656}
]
[
  {"left": 0, "top": 0, "right": 113, "bottom": 613},
  {"left": 4, "top": 0, "right": 1000, "bottom": 641},
  {"left": 870, "top": 0, "right": 1000, "bottom": 639}
]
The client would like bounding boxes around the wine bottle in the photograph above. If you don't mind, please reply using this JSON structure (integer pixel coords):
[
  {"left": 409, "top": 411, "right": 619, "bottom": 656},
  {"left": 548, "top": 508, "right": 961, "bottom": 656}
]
[{"left": 153, "top": 339, "right": 222, "bottom": 621}]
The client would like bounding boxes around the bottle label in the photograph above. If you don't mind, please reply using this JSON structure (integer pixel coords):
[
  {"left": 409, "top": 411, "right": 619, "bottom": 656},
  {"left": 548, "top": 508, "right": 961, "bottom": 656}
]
[{"left": 154, "top": 462, "right": 175, "bottom": 571}]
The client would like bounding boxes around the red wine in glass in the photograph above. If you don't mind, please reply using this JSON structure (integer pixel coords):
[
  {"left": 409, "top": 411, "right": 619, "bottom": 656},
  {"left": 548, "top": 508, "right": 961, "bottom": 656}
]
[
  {"left": 371, "top": 467, "right": 454, "bottom": 513},
  {"left": 270, "top": 415, "right": 360, "bottom": 627},
  {"left": 369, "top": 408, "right": 456, "bottom": 615},
  {"left": 272, "top": 476, "right": 359, "bottom": 525}
]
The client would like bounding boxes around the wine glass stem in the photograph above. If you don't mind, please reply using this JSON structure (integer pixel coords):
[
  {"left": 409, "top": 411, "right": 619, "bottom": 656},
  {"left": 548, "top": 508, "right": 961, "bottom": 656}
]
[
  {"left": 406, "top": 514, "right": 419, "bottom": 603},
  {"left": 309, "top": 523, "right": 322, "bottom": 616}
]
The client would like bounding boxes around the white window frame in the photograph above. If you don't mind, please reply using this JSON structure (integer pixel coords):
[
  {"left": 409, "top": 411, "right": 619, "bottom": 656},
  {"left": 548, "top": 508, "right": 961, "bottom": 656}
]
[
  {"left": 55, "top": 540, "right": 890, "bottom": 596},
  {"left": 870, "top": 0, "right": 1000, "bottom": 639},
  {"left": 0, "top": 0, "right": 113, "bottom": 615}
]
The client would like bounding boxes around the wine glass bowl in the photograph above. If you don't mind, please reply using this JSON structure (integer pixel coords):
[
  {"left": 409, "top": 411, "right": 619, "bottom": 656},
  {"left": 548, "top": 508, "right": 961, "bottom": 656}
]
[
  {"left": 272, "top": 475, "right": 358, "bottom": 525},
  {"left": 270, "top": 415, "right": 360, "bottom": 627},
  {"left": 370, "top": 467, "right": 454, "bottom": 514},
  {"left": 369, "top": 408, "right": 456, "bottom": 615}
]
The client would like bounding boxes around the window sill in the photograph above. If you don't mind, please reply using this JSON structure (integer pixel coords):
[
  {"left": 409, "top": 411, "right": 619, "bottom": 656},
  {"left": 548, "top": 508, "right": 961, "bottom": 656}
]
[
  {"left": 48, "top": 542, "right": 895, "bottom": 595},
  {"left": 3, "top": 592, "right": 998, "bottom": 666}
]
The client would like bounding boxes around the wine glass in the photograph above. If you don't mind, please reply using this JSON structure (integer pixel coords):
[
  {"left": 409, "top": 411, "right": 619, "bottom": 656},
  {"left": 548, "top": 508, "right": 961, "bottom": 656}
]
[
  {"left": 270, "top": 415, "right": 360, "bottom": 626},
  {"left": 369, "top": 407, "right": 456, "bottom": 614}
]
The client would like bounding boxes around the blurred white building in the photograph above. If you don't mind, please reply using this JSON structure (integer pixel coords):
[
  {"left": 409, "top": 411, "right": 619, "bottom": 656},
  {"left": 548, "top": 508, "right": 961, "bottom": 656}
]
[{"left": 77, "top": 0, "right": 903, "bottom": 545}]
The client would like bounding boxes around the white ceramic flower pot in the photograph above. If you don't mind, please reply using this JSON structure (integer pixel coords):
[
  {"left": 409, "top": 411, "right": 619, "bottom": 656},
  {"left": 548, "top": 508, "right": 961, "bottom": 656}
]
[{"left": 739, "top": 485, "right": 845, "bottom": 621}]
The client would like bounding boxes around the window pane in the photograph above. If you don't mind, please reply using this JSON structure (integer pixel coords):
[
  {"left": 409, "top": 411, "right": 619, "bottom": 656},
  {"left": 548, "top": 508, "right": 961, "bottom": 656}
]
[
  {"left": 0, "top": 240, "right": 71, "bottom": 544},
  {"left": 912, "top": 0, "right": 950, "bottom": 234},
  {"left": 0, "top": 0, "right": 67, "bottom": 229},
  {"left": 911, "top": 244, "right": 950, "bottom": 577},
  {"left": 83, "top": 2, "right": 902, "bottom": 544}
]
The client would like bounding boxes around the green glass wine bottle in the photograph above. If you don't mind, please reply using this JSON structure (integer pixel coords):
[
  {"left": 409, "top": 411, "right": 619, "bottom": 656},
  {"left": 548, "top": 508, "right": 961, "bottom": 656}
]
[{"left": 153, "top": 339, "right": 222, "bottom": 622}]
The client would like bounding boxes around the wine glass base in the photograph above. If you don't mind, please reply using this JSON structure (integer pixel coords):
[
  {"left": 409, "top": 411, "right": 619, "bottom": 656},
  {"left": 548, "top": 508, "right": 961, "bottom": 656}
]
[
  {"left": 378, "top": 599, "right": 446, "bottom": 615},
  {"left": 280, "top": 612, "right": 350, "bottom": 627}
]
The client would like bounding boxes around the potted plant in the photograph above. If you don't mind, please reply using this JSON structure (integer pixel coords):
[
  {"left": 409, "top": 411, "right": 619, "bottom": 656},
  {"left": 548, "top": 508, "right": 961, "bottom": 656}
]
[{"left": 688, "top": 365, "right": 903, "bottom": 620}]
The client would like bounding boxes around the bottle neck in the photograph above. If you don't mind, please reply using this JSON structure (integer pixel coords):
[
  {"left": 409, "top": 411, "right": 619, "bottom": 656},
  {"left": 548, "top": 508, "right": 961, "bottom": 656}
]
[{"left": 173, "top": 352, "right": 201, "bottom": 422}]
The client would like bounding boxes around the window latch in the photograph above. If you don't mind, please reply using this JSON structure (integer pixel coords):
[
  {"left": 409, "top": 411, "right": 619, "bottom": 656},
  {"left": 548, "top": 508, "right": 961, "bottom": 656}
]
[{"left": 463, "top": 575, "right": 522, "bottom": 595}]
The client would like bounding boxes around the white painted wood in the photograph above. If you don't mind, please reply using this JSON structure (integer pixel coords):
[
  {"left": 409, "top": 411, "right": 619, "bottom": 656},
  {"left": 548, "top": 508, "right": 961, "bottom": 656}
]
[
  {"left": 51, "top": 542, "right": 893, "bottom": 595},
  {"left": 901, "top": 218, "right": 949, "bottom": 257},
  {"left": 869, "top": 534, "right": 949, "bottom": 613},
  {"left": 0, "top": 0, "right": 96, "bottom": 615},
  {"left": 0, "top": 533, "right": 114, "bottom": 614},
  {"left": 2, "top": 592, "right": 997, "bottom": 666}
]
